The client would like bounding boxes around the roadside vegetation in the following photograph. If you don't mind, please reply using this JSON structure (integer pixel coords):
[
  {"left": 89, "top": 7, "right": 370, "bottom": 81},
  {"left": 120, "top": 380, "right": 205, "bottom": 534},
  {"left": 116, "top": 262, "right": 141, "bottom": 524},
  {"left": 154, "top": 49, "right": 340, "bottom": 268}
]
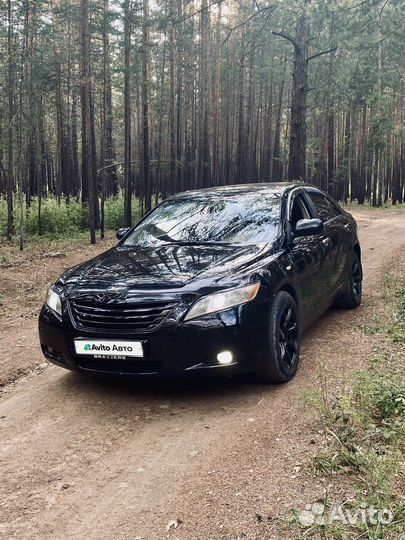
[
  {"left": 296, "top": 259, "right": 405, "bottom": 540},
  {"left": 0, "top": 194, "right": 141, "bottom": 241}
]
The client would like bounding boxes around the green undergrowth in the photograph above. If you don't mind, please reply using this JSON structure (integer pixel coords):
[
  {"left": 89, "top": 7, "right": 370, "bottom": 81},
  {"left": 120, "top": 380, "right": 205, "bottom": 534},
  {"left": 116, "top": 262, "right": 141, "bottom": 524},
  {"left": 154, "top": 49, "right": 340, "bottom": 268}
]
[
  {"left": 295, "top": 263, "right": 404, "bottom": 539},
  {"left": 0, "top": 193, "right": 141, "bottom": 240}
]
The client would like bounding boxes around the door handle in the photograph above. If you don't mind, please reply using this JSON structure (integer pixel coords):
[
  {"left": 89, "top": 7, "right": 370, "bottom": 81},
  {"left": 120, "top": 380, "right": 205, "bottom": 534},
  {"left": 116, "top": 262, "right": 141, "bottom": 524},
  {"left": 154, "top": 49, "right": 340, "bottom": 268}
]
[
  {"left": 344, "top": 223, "right": 351, "bottom": 231},
  {"left": 322, "top": 237, "right": 332, "bottom": 246}
]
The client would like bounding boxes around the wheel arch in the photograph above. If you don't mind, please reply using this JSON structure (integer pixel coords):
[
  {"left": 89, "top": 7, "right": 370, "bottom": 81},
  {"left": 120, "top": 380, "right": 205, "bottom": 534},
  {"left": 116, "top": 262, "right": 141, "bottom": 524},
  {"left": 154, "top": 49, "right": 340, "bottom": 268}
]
[{"left": 277, "top": 283, "right": 299, "bottom": 310}]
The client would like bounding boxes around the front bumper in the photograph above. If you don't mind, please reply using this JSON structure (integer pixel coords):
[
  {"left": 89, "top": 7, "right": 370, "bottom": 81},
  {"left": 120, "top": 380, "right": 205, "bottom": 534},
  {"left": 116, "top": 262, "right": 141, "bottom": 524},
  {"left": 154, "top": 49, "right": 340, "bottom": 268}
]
[{"left": 38, "top": 300, "right": 270, "bottom": 378}]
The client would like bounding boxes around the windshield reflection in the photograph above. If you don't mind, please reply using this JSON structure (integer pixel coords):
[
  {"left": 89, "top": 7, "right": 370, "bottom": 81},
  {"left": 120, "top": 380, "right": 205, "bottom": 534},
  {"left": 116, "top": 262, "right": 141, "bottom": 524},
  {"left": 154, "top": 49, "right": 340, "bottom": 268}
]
[{"left": 124, "top": 192, "right": 281, "bottom": 247}]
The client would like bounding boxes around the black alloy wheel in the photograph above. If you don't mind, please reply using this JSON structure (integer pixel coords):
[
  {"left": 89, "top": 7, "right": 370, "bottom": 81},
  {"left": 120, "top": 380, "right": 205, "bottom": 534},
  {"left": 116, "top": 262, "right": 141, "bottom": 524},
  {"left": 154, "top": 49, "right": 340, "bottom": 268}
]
[
  {"left": 335, "top": 251, "right": 363, "bottom": 309},
  {"left": 278, "top": 305, "right": 299, "bottom": 371},
  {"left": 256, "top": 291, "right": 300, "bottom": 384},
  {"left": 351, "top": 256, "right": 362, "bottom": 303}
]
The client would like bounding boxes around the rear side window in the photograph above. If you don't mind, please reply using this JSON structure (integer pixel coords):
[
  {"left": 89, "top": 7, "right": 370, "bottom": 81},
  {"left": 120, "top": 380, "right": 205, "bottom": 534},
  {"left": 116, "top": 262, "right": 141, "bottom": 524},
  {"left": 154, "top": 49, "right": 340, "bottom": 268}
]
[{"left": 307, "top": 191, "right": 340, "bottom": 222}]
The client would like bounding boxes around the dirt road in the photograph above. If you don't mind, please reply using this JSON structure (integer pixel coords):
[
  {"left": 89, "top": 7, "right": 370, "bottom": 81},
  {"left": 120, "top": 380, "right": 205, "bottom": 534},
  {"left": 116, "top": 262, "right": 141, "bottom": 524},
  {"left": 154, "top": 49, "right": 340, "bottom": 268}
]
[{"left": 0, "top": 209, "right": 404, "bottom": 539}]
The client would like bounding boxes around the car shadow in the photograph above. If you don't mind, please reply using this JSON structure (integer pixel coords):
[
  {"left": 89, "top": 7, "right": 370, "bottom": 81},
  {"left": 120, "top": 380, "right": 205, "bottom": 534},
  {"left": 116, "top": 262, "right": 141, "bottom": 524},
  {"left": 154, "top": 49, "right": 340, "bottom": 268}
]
[{"left": 57, "top": 369, "right": 269, "bottom": 407}]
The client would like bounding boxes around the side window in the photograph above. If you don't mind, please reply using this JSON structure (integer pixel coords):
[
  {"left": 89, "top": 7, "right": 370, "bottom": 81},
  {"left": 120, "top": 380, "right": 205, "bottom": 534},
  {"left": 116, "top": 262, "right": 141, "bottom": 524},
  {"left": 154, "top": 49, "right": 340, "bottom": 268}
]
[
  {"left": 307, "top": 191, "right": 339, "bottom": 222},
  {"left": 290, "top": 194, "right": 311, "bottom": 230}
]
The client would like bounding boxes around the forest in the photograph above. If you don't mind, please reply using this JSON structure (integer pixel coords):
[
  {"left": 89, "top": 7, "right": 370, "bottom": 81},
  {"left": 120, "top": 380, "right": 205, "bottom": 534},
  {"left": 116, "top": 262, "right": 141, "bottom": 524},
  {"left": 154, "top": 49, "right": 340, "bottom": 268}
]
[{"left": 0, "top": 0, "right": 404, "bottom": 245}]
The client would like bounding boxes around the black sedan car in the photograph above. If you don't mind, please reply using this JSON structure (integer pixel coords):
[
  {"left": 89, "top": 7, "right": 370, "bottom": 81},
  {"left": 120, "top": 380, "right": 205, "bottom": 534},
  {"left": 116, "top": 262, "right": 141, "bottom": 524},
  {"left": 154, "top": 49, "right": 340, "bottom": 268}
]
[{"left": 39, "top": 183, "right": 362, "bottom": 383}]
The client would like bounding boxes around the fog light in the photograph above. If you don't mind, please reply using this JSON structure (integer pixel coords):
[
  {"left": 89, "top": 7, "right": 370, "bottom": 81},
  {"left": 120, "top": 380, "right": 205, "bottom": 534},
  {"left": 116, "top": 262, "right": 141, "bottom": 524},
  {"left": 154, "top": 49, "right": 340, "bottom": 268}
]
[{"left": 217, "top": 351, "right": 233, "bottom": 365}]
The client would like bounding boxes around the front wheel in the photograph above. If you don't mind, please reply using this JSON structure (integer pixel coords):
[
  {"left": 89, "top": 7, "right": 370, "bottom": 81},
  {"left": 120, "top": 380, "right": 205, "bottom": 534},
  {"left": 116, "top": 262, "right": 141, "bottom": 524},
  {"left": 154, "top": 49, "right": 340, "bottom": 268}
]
[
  {"left": 255, "top": 291, "right": 300, "bottom": 384},
  {"left": 334, "top": 251, "right": 362, "bottom": 309}
]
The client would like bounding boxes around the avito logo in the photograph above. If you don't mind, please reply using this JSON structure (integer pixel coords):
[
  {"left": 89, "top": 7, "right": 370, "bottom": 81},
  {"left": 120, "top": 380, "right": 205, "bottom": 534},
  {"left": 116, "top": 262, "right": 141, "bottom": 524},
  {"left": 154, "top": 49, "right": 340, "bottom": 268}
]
[
  {"left": 77, "top": 341, "right": 137, "bottom": 355},
  {"left": 86, "top": 343, "right": 112, "bottom": 352},
  {"left": 83, "top": 343, "right": 112, "bottom": 352}
]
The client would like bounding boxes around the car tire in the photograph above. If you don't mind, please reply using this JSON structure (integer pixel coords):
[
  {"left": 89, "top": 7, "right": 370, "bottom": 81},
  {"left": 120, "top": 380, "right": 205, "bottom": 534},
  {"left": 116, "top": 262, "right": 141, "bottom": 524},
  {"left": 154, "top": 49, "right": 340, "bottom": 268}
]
[
  {"left": 334, "top": 251, "right": 362, "bottom": 309},
  {"left": 255, "top": 291, "right": 300, "bottom": 384}
]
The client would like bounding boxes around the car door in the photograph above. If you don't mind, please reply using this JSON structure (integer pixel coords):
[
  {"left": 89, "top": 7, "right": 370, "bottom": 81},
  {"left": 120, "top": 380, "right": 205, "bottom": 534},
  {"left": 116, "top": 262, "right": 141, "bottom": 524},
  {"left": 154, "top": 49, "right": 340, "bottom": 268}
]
[
  {"left": 304, "top": 189, "right": 347, "bottom": 299},
  {"left": 286, "top": 190, "right": 330, "bottom": 327}
]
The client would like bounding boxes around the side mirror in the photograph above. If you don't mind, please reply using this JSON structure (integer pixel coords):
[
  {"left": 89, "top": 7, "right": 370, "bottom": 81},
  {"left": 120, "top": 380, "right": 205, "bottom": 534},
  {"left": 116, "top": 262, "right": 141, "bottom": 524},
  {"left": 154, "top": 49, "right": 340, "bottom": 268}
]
[
  {"left": 294, "top": 218, "right": 323, "bottom": 238},
  {"left": 116, "top": 227, "right": 131, "bottom": 241}
]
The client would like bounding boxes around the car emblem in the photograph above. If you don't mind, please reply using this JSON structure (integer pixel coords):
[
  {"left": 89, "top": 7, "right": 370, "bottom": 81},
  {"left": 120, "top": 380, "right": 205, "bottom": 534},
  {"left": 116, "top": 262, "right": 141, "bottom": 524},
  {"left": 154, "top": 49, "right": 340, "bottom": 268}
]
[{"left": 95, "top": 285, "right": 129, "bottom": 304}]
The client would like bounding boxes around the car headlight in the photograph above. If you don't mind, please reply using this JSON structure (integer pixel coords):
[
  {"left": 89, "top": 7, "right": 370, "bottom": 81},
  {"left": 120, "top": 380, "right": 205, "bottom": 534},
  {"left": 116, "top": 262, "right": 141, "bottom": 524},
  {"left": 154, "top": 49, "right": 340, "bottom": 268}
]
[
  {"left": 45, "top": 287, "right": 62, "bottom": 318},
  {"left": 184, "top": 282, "right": 260, "bottom": 321}
]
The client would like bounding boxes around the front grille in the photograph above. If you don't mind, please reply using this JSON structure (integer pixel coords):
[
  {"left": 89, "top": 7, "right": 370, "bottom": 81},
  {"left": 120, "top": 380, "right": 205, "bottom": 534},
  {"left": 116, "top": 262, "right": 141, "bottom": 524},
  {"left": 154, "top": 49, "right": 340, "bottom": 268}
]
[
  {"left": 77, "top": 358, "right": 161, "bottom": 375},
  {"left": 69, "top": 299, "right": 177, "bottom": 333}
]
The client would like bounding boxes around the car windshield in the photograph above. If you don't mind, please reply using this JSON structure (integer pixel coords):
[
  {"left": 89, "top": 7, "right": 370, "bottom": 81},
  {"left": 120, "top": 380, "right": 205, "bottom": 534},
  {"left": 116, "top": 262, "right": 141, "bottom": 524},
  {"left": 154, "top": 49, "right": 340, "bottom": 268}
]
[{"left": 123, "top": 191, "right": 281, "bottom": 247}]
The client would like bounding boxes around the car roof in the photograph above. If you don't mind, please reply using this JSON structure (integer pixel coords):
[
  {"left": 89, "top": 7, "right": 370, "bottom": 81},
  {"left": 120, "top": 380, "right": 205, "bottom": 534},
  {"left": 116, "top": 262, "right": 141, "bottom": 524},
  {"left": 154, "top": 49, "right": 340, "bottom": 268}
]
[{"left": 169, "top": 182, "right": 310, "bottom": 199}]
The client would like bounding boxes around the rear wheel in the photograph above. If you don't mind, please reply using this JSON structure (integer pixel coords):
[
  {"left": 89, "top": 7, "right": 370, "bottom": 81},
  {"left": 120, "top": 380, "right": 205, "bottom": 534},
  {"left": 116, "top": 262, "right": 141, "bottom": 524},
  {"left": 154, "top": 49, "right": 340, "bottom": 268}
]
[
  {"left": 335, "top": 251, "right": 362, "bottom": 309},
  {"left": 256, "top": 291, "right": 300, "bottom": 384}
]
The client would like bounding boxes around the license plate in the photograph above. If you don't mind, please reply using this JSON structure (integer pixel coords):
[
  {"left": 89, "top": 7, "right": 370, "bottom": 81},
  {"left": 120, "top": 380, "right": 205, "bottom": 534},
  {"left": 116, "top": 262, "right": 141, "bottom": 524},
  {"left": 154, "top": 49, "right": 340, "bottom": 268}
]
[{"left": 74, "top": 339, "right": 143, "bottom": 358}]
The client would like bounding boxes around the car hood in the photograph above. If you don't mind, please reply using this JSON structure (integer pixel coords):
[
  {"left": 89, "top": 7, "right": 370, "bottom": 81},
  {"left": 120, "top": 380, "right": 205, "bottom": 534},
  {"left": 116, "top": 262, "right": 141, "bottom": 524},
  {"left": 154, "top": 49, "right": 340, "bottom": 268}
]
[{"left": 60, "top": 243, "right": 270, "bottom": 290}]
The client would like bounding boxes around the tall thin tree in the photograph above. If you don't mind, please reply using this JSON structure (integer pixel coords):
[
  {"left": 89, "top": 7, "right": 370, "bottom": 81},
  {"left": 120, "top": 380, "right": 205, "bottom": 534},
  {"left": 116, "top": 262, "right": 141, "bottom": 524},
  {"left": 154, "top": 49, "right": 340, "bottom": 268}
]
[
  {"left": 6, "top": 0, "right": 15, "bottom": 240},
  {"left": 123, "top": 0, "right": 132, "bottom": 226},
  {"left": 80, "top": 0, "right": 96, "bottom": 243}
]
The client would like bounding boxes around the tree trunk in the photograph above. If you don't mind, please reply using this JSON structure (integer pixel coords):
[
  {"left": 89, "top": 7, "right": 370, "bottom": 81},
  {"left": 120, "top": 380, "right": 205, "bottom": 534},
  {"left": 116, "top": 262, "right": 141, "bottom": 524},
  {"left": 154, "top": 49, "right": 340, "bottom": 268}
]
[
  {"left": 212, "top": 1, "right": 222, "bottom": 185},
  {"left": 175, "top": 0, "right": 183, "bottom": 193},
  {"left": 155, "top": 39, "right": 166, "bottom": 204},
  {"left": 198, "top": 0, "right": 211, "bottom": 187},
  {"left": 100, "top": 0, "right": 116, "bottom": 237},
  {"left": 273, "top": 6, "right": 312, "bottom": 181},
  {"left": 288, "top": 12, "right": 309, "bottom": 181},
  {"left": 142, "top": 0, "right": 151, "bottom": 212},
  {"left": 80, "top": 0, "right": 96, "bottom": 244},
  {"left": 272, "top": 57, "right": 287, "bottom": 182},
  {"left": 168, "top": 0, "right": 176, "bottom": 193},
  {"left": 89, "top": 87, "right": 100, "bottom": 228},
  {"left": 71, "top": 94, "right": 80, "bottom": 198},
  {"left": 236, "top": 29, "right": 246, "bottom": 183},
  {"left": 7, "top": 0, "right": 15, "bottom": 239},
  {"left": 123, "top": 0, "right": 132, "bottom": 226}
]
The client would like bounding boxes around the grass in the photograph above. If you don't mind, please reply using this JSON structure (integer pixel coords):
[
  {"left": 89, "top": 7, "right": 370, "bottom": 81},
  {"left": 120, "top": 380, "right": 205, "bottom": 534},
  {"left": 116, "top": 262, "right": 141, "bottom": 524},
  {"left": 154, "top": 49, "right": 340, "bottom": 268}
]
[
  {"left": 0, "top": 252, "right": 17, "bottom": 266},
  {"left": 297, "top": 358, "right": 404, "bottom": 539},
  {"left": 0, "top": 193, "right": 142, "bottom": 241},
  {"left": 381, "top": 266, "right": 405, "bottom": 344},
  {"left": 358, "top": 258, "right": 405, "bottom": 344},
  {"left": 297, "top": 263, "right": 405, "bottom": 539}
]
